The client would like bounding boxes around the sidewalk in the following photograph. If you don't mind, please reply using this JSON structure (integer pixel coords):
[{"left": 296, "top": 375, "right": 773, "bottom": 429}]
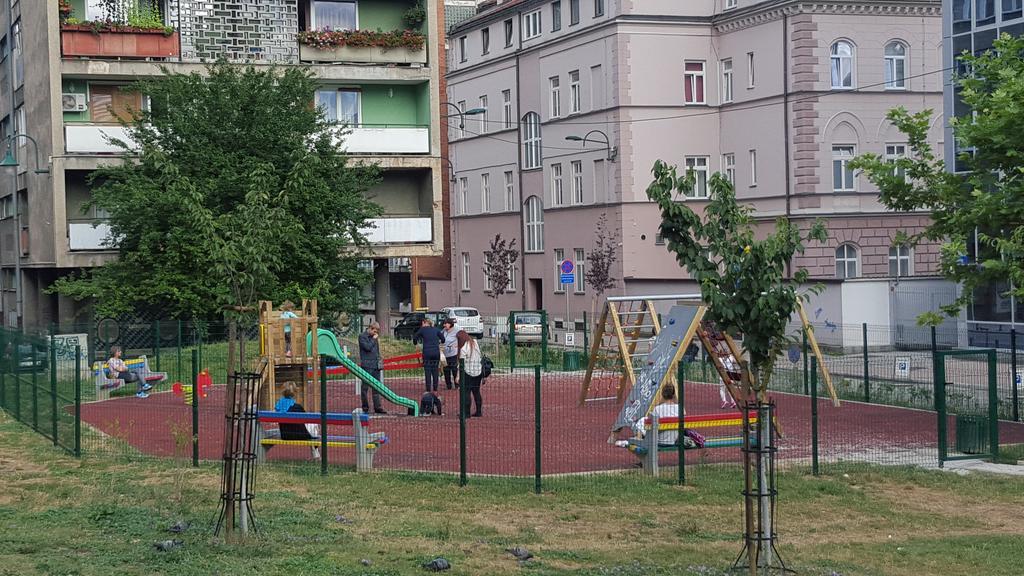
[{"left": 941, "top": 459, "right": 1024, "bottom": 476}]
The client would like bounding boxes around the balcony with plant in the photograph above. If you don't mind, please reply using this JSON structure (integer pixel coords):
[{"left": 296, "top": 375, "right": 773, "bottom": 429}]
[
  {"left": 297, "top": 0, "right": 428, "bottom": 64},
  {"left": 60, "top": 0, "right": 179, "bottom": 59}
]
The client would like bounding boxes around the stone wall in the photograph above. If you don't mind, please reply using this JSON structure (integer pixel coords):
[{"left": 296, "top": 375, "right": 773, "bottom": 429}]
[{"left": 171, "top": 0, "right": 299, "bottom": 63}]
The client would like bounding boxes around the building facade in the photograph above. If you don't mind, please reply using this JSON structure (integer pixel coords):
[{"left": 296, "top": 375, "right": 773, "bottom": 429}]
[
  {"left": 432, "top": 0, "right": 947, "bottom": 342},
  {"left": 0, "top": 0, "right": 446, "bottom": 330}
]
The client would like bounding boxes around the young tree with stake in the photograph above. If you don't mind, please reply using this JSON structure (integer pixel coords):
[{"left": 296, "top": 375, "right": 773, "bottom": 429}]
[
  {"left": 584, "top": 212, "right": 620, "bottom": 332},
  {"left": 482, "top": 234, "right": 519, "bottom": 359}
]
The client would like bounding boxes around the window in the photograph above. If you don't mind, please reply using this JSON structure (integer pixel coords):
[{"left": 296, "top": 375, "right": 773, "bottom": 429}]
[
  {"left": 481, "top": 28, "right": 490, "bottom": 55},
  {"left": 726, "top": 0, "right": 737, "bottom": 9},
  {"left": 0, "top": 196, "right": 12, "bottom": 219},
  {"left": 457, "top": 177, "right": 468, "bottom": 215},
  {"left": 456, "top": 100, "right": 466, "bottom": 138},
  {"left": 684, "top": 62, "right": 706, "bottom": 104},
  {"left": 1005, "top": 0, "right": 1023, "bottom": 20},
  {"left": 721, "top": 59, "right": 733, "bottom": 103},
  {"left": 502, "top": 90, "right": 513, "bottom": 129},
  {"left": 554, "top": 248, "right": 566, "bottom": 292},
  {"left": 89, "top": 84, "right": 146, "bottom": 124},
  {"left": 312, "top": 0, "right": 356, "bottom": 29},
  {"left": 655, "top": 233, "right": 665, "bottom": 246},
  {"left": 570, "top": 0, "right": 580, "bottom": 24},
  {"left": 722, "top": 153, "right": 736, "bottom": 186},
  {"left": 594, "top": 0, "right": 604, "bottom": 16},
  {"left": 549, "top": 76, "right": 561, "bottom": 118},
  {"left": 504, "top": 19, "right": 514, "bottom": 46},
  {"left": 484, "top": 253, "right": 493, "bottom": 292},
  {"left": 570, "top": 161, "right": 584, "bottom": 204},
  {"left": 590, "top": 65, "right": 604, "bottom": 108},
  {"left": 884, "top": 42, "right": 906, "bottom": 89},
  {"left": 551, "top": 163, "right": 564, "bottom": 206},
  {"left": 522, "top": 112, "right": 542, "bottom": 169},
  {"left": 461, "top": 253, "right": 471, "bottom": 290},
  {"left": 746, "top": 52, "right": 755, "bottom": 88},
  {"left": 459, "top": 36, "right": 468, "bottom": 62},
  {"left": 479, "top": 95, "right": 488, "bottom": 133},
  {"left": 684, "top": 156, "right": 710, "bottom": 198},
  {"left": 11, "top": 19, "right": 22, "bottom": 88},
  {"left": 885, "top": 143, "right": 907, "bottom": 180},
  {"left": 830, "top": 41, "right": 854, "bottom": 89},
  {"left": 953, "top": 0, "right": 971, "bottom": 33},
  {"left": 977, "top": 0, "right": 995, "bottom": 25},
  {"left": 525, "top": 196, "right": 545, "bottom": 252},
  {"left": 835, "top": 244, "right": 859, "bottom": 279},
  {"left": 504, "top": 171, "right": 515, "bottom": 211},
  {"left": 574, "top": 248, "right": 586, "bottom": 293},
  {"left": 523, "top": 10, "right": 542, "bottom": 40},
  {"left": 749, "top": 149, "right": 758, "bottom": 186},
  {"left": 317, "top": 88, "right": 361, "bottom": 125},
  {"left": 569, "top": 70, "right": 581, "bottom": 113},
  {"left": 508, "top": 264, "right": 518, "bottom": 291},
  {"left": 889, "top": 245, "right": 912, "bottom": 277},
  {"left": 832, "top": 145, "right": 856, "bottom": 191},
  {"left": 481, "top": 173, "right": 491, "bottom": 213},
  {"left": 551, "top": 1, "right": 562, "bottom": 30}
]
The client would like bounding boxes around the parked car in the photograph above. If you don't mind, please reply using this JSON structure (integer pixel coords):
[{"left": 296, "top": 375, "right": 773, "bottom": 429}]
[
  {"left": 440, "top": 306, "right": 484, "bottom": 338},
  {"left": 394, "top": 310, "right": 447, "bottom": 341},
  {"left": 15, "top": 343, "right": 46, "bottom": 373},
  {"left": 502, "top": 312, "right": 544, "bottom": 345}
]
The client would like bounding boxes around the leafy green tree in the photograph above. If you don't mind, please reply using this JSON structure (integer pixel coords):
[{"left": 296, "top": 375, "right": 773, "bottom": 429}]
[
  {"left": 52, "top": 62, "right": 381, "bottom": 320},
  {"left": 850, "top": 33, "right": 1024, "bottom": 325}
]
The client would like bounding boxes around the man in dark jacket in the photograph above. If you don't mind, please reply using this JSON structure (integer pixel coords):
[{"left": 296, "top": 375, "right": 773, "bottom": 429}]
[
  {"left": 358, "top": 322, "right": 385, "bottom": 414},
  {"left": 413, "top": 318, "right": 445, "bottom": 392}
]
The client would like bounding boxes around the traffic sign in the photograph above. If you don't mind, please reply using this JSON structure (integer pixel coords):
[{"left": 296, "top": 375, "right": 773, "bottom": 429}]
[
  {"left": 560, "top": 260, "right": 574, "bottom": 274},
  {"left": 560, "top": 273, "right": 575, "bottom": 284}
]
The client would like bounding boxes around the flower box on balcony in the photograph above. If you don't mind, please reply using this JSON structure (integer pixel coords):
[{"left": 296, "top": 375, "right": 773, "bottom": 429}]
[
  {"left": 61, "top": 25, "right": 180, "bottom": 59},
  {"left": 299, "top": 43, "right": 427, "bottom": 64},
  {"left": 297, "top": 29, "right": 427, "bottom": 65}
]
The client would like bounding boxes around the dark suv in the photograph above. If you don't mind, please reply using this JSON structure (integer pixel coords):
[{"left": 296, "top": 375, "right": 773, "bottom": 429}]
[{"left": 394, "top": 311, "right": 447, "bottom": 341}]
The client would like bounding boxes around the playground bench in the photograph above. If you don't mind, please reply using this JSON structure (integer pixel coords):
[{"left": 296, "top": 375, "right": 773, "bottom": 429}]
[
  {"left": 627, "top": 410, "right": 762, "bottom": 476},
  {"left": 256, "top": 409, "right": 387, "bottom": 472},
  {"left": 91, "top": 355, "right": 168, "bottom": 392}
]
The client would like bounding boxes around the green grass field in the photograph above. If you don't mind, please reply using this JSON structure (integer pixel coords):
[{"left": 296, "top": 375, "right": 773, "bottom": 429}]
[{"left": 1, "top": 413, "right": 1023, "bottom": 575}]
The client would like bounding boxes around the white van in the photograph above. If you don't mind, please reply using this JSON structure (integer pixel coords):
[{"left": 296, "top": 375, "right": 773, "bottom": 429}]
[{"left": 441, "top": 306, "right": 484, "bottom": 338}]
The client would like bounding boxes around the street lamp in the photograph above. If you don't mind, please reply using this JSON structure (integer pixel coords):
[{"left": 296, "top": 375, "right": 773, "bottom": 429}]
[
  {"left": 0, "top": 134, "right": 51, "bottom": 174},
  {"left": 442, "top": 101, "right": 486, "bottom": 130},
  {"left": 565, "top": 130, "right": 617, "bottom": 161}
]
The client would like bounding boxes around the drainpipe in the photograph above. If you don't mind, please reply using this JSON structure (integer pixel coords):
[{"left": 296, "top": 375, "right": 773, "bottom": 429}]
[
  {"left": 782, "top": 12, "right": 793, "bottom": 278},
  {"left": 7, "top": 0, "right": 21, "bottom": 328}
]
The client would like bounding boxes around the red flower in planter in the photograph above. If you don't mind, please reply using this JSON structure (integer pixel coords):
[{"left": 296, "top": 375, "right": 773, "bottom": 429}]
[{"left": 296, "top": 28, "right": 426, "bottom": 51}]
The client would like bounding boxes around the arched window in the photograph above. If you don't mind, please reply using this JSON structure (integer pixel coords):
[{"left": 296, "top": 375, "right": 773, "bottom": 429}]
[
  {"left": 884, "top": 42, "right": 906, "bottom": 89},
  {"left": 830, "top": 41, "right": 854, "bottom": 89},
  {"left": 522, "top": 112, "right": 542, "bottom": 169},
  {"left": 835, "top": 244, "right": 859, "bottom": 279},
  {"left": 524, "top": 196, "right": 544, "bottom": 252}
]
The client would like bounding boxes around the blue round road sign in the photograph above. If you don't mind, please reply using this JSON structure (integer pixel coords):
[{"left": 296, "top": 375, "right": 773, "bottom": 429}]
[{"left": 560, "top": 260, "right": 574, "bottom": 274}]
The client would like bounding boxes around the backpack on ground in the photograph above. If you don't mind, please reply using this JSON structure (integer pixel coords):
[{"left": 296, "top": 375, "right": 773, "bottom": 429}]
[
  {"left": 480, "top": 355, "right": 494, "bottom": 379},
  {"left": 684, "top": 428, "right": 706, "bottom": 448}
]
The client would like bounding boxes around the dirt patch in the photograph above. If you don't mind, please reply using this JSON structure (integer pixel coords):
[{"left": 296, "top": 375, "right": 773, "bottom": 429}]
[{"left": 871, "top": 482, "right": 1024, "bottom": 534}]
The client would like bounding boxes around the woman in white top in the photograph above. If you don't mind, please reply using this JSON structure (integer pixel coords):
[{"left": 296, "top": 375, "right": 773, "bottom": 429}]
[{"left": 459, "top": 336, "right": 484, "bottom": 417}]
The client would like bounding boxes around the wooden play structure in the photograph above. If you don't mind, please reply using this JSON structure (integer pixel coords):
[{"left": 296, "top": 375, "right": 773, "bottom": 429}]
[{"left": 258, "top": 300, "right": 321, "bottom": 411}]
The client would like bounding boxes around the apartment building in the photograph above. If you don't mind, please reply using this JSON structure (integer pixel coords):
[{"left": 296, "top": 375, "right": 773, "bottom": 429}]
[
  {"left": 0, "top": 0, "right": 445, "bottom": 330},
  {"left": 432, "top": 0, "right": 948, "bottom": 344}
]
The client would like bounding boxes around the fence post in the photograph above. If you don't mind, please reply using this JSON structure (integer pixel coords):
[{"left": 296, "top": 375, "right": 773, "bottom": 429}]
[
  {"left": 541, "top": 310, "right": 549, "bottom": 371},
  {"left": 802, "top": 329, "right": 809, "bottom": 395},
  {"left": 582, "top": 310, "right": 589, "bottom": 364},
  {"left": 320, "top": 356, "right": 328, "bottom": 476},
  {"left": 509, "top": 311, "right": 517, "bottom": 371},
  {"left": 13, "top": 342, "right": 21, "bottom": 421},
  {"left": 931, "top": 326, "right": 939, "bottom": 412},
  {"left": 862, "top": 323, "right": 870, "bottom": 404},
  {"left": 74, "top": 345, "right": 81, "bottom": 458},
  {"left": 176, "top": 320, "right": 183, "bottom": 385},
  {"left": 1011, "top": 328, "right": 1019, "bottom": 422},
  {"left": 31, "top": 343, "right": 39, "bottom": 432},
  {"left": 50, "top": 333, "right": 58, "bottom": 446},
  {"left": 0, "top": 347, "right": 5, "bottom": 409},
  {"left": 154, "top": 320, "right": 161, "bottom": 372},
  {"left": 811, "top": 356, "right": 819, "bottom": 476},
  {"left": 677, "top": 360, "right": 686, "bottom": 486},
  {"left": 191, "top": 349, "right": 199, "bottom": 467},
  {"left": 988, "top": 350, "right": 999, "bottom": 462},
  {"left": 459, "top": 359, "right": 467, "bottom": 487},
  {"left": 935, "top": 351, "right": 947, "bottom": 467},
  {"left": 534, "top": 365, "right": 541, "bottom": 494}
]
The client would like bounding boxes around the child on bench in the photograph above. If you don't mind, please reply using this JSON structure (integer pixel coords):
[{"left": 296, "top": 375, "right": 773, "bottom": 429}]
[{"left": 274, "top": 382, "right": 321, "bottom": 460}]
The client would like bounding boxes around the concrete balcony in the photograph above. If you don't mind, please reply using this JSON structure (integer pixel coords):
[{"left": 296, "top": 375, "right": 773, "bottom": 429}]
[
  {"left": 68, "top": 220, "right": 114, "bottom": 251},
  {"left": 360, "top": 218, "right": 432, "bottom": 244},
  {"left": 338, "top": 125, "right": 430, "bottom": 155},
  {"left": 61, "top": 26, "right": 180, "bottom": 60},
  {"left": 299, "top": 43, "right": 427, "bottom": 65},
  {"left": 64, "top": 124, "right": 137, "bottom": 154}
]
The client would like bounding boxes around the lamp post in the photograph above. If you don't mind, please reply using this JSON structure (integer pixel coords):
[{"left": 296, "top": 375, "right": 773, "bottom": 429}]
[
  {"left": 565, "top": 130, "right": 618, "bottom": 161},
  {"left": 0, "top": 134, "right": 52, "bottom": 174},
  {"left": 442, "top": 101, "right": 486, "bottom": 131}
]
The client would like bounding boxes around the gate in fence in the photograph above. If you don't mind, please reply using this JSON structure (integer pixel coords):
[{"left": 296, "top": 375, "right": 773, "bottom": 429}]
[{"left": 935, "top": 349, "right": 999, "bottom": 465}]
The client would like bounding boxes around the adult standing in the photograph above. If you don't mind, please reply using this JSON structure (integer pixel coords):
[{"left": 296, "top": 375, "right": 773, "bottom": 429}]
[
  {"left": 459, "top": 335, "right": 484, "bottom": 417},
  {"left": 358, "top": 321, "right": 386, "bottom": 414},
  {"left": 414, "top": 318, "right": 444, "bottom": 392},
  {"left": 441, "top": 318, "right": 462, "bottom": 390}
]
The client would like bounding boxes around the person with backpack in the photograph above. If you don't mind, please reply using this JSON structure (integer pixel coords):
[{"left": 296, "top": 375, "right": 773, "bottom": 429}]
[{"left": 458, "top": 335, "right": 486, "bottom": 417}]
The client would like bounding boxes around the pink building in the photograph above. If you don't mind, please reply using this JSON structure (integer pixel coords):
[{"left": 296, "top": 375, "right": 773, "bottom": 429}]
[{"left": 429, "top": 0, "right": 950, "bottom": 341}]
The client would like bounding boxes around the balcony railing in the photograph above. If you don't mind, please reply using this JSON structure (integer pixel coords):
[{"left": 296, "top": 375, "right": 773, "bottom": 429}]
[
  {"left": 61, "top": 25, "right": 180, "bottom": 59},
  {"left": 336, "top": 125, "right": 430, "bottom": 155},
  {"left": 68, "top": 220, "right": 113, "bottom": 251},
  {"left": 65, "top": 124, "right": 137, "bottom": 154},
  {"left": 360, "top": 218, "right": 432, "bottom": 244}
]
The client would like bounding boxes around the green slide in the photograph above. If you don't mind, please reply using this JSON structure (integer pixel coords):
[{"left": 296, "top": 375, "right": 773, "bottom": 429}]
[{"left": 308, "top": 329, "right": 419, "bottom": 416}]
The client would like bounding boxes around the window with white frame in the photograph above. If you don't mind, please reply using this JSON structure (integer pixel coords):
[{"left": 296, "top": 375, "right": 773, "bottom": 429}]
[
  {"left": 570, "top": 0, "right": 580, "bottom": 24},
  {"left": 722, "top": 153, "right": 736, "bottom": 186},
  {"left": 311, "top": 0, "right": 356, "bottom": 29},
  {"left": 461, "top": 252, "right": 471, "bottom": 290},
  {"left": 884, "top": 41, "right": 906, "bottom": 89},
  {"left": 481, "top": 27, "right": 490, "bottom": 55},
  {"left": 523, "top": 10, "right": 542, "bottom": 39},
  {"left": 457, "top": 177, "right": 468, "bottom": 215},
  {"left": 684, "top": 156, "right": 710, "bottom": 198},
  {"left": 832, "top": 145, "right": 856, "bottom": 191},
  {"left": 551, "top": 0, "right": 561, "bottom": 30},
  {"left": 835, "top": 244, "right": 859, "bottom": 279},
  {"left": 749, "top": 149, "right": 758, "bottom": 186},
  {"left": 459, "top": 36, "right": 467, "bottom": 62},
  {"left": 317, "top": 88, "right": 361, "bottom": 125},
  {"left": 571, "top": 160, "right": 584, "bottom": 204},
  {"left": 554, "top": 248, "right": 566, "bottom": 292},
  {"left": 569, "top": 70, "right": 581, "bottom": 113},
  {"left": 746, "top": 52, "right": 755, "bottom": 88},
  {"left": 574, "top": 248, "right": 585, "bottom": 293},
  {"left": 522, "top": 112, "right": 542, "bottom": 169},
  {"left": 480, "top": 173, "right": 491, "bottom": 213},
  {"left": 549, "top": 76, "right": 561, "bottom": 118},
  {"left": 484, "top": 252, "right": 493, "bottom": 292},
  {"left": 830, "top": 41, "right": 854, "bottom": 88},
  {"left": 594, "top": 0, "right": 604, "bottom": 16},
  {"left": 525, "top": 196, "right": 545, "bottom": 252},
  {"left": 684, "top": 61, "right": 706, "bottom": 104},
  {"left": 551, "top": 163, "right": 564, "bottom": 206},
  {"left": 504, "top": 170, "right": 515, "bottom": 211},
  {"left": 478, "top": 95, "right": 488, "bottom": 133},
  {"left": 721, "top": 59, "right": 733, "bottom": 103},
  {"left": 889, "top": 244, "right": 912, "bottom": 277},
  {"left": 11, "top": 19, "right": 22, "bottom": 88},
  {"left": 508, "top": 263, "right": 518, "bottom": 291},
  {"left": 504, "top": 18, "right": 514, "bottom": 46},
  {"left": 456, "top": 100, "right": 466, "bottom": 138},
  {"left": 885, "top": 143, "right": 907, "bottom": 181},
  {"left": 725, "top": 0, "right": 737, "bottom": 8},
  {"left": 502, "top": 89, "right": 513, "bottom": 129}
]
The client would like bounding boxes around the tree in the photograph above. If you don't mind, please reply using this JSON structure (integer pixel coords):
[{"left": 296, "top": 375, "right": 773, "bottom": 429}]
[
  {"left": 482, "top": 234, "right": 519, "bottom": 357},
  {"left": 849, "top": 33, "right": 1024, "bottom": 325},
  {"left": 50, "top": 62, "right": 381, "bottom": 321},
  {"left": 584, "top": 212, "right": 619, "bottom": 326}
]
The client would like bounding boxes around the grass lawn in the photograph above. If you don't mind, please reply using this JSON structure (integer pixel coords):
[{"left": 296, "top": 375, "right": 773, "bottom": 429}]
[{"left": 1, "top": 414, "right": 1023, "bottom": 576}]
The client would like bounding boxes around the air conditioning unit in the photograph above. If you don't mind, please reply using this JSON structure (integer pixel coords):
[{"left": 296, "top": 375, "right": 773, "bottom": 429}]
[{"left": 61, "top": 93, "right": 87, "bottom": 112}]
